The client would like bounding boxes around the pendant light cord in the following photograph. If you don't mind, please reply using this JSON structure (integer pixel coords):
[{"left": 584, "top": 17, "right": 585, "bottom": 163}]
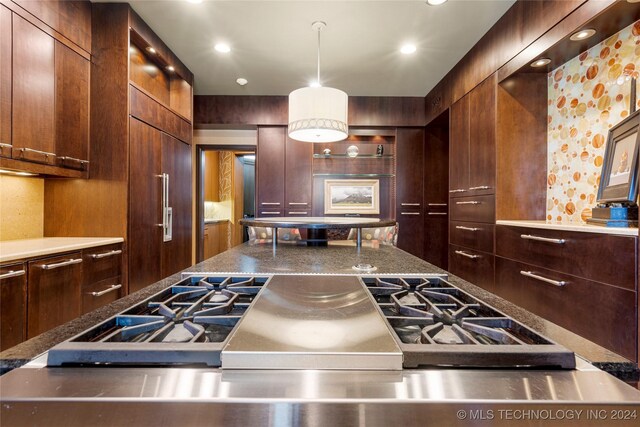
[{"left": 316, "top": 25, "right": 321, "bottom": 87}]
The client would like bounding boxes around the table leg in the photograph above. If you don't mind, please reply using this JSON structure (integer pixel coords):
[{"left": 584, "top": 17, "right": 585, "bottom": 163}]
[
  {"left": 273, "top": 227, "right": 278, "bottom": 249},
  {"left": 357, "top": 228, "right": 362, "bottom": 248}
]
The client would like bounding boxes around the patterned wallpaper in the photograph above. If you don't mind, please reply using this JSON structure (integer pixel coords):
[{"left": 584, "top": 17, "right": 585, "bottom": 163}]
[{"left": 547, "top": 20, "right": 640, "bottom": 223}]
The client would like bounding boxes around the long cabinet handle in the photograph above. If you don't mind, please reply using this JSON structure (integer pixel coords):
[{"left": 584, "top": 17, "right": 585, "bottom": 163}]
[
  {"left": 288, "top": 211, "right": 308, "bottom": 215},
  {"left": 428, "top": 212, "right": 447, "bottom": 216},
  {"left": 288, "top": 202, "right": 308, "bottom": 206},
  {"left": 469, "top": 185, "right": 491, "bottom": 190},
  {"left": 455, "top": 226, "right": 481, "bottom": 232},
  {"left": 90, "top": 284, "right": 122, "bottom": 297},
  {"left": 428, "top": 203, "right": 447, "bottom": 207},
  {"left": 520, "top": 271, "right": 567, "bottom": 287},
  {"left": 0, "top": 142, "right": 12, "bottom": 149},
  {"left": 20, "top": 147, "right": 56, "bottom": 157},
  {"left": 261, "top": 202, "right": 281, "bottom": 206},
  {"left": 400, "top": 212, "right": 420, "bottom": 216},
  {"left": 401, "top": 203, "right": 420, "bottom": 206},
  {"left": 456, "top": 201, "right": 480, "bottom": 205},
  {"left": 0, "top": 269, "right": 26, "bottom": 280},
  {"left": 261, "top": 211, "right": 281, "bottom": 215},
  {"left": 58, "top": 156, "right": 89, "bottom": 165},
  {"left": 90, "top": 250, "right": 122, "bottom": 260},
  {"left": 40, "top": 258, "right": 83, "bottom": 270},
  {"left": 455, "top": 250, "right": 481, "bottom": 259},
  {"left": 520, "top": 234, "right": 566, "bottom": 244},
  {"left": 449, "top": 189, "right": 466, "bottom": 193}
]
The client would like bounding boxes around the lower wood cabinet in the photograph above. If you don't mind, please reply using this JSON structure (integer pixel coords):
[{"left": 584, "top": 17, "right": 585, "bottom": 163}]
[
  {"left": 0, "top": 263, "right": 27, "bottom": 351},
  {"left": 204, "top": 221, "right": 228, "bottom": 260},
  {"left": 397, "top": 210, "right": 424, "bottom": 258},
  {"left": 495, "top": 256, "right": 636, "bottom": 361},
  {"left": 448, "top": 244, "right": 495, "bottom": 291},
  {"left": 27, "top": 252, "right": 83, "bottom": 339},
  {"left": 81, "top": 244, "right": 123, "bottom": 314}
]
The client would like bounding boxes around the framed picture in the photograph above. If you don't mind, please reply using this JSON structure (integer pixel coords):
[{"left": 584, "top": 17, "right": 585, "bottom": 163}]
[
  {"left": 324, "top": 179, "right": 380, "bottom": 214},
  {"left": 596, "top": 109, "right": 640, "bottom": 204}
]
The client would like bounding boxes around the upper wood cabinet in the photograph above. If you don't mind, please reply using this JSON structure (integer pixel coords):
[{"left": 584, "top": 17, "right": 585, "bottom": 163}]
[
  {"left": 449, "top": 73, "right": 497, "bottom": 197},
  {"left": 256, "top": 126, "right": 286, "bottom": 216},
  {"left": 285, "top": 135, "right": 313, "bottom": 210},
  {"left": 0, "top": 5, "right": 11, "bottom": 157},
  {"left": 204, "top": 150, "right": 220, "bottom": 202},
  {"left": 396, "top": 128, "right": 425, "bottom": 258}
]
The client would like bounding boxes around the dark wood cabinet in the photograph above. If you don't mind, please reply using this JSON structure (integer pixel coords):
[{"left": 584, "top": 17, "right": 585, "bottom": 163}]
[
  {"left": 0, "top": 5, "right": 11, "bottom": 156},
  {"left": 129, "top": 118, "right": 162, "bottom": 294},
  {"left": 449, "top": 95, "right": 469, "bottom": 196},
  {"left": 55, "top": 40, "right": 89, "bottom": 169},
  {"left": 161, "top": 132, "right": 192, "bottom": 278},
  {"left": 468, "top": 73, "right": 496, "bottom": 196},
  {"left": 27, "top": 252, "right": 83, "bottom": 339},
  {"left": 396, "top": 128, "right": 425, "bottom": 258},
  {"left": 256, "top": 126, "right": 285, "bottom": 216},
  {"left": 0, "top": 263, "right": 26, "bottom": 351},
  {"left": 424, "top": 119, "right": 449, "bottom": 269},
  {"left": 285, "top": 135, "right": 313, "bottom": 211},
  {"left": 82, "top": 243, "right": 123, "bottom": 314},
  {"left": 448, "top": 245, "right": 495, "bottom": 291},
  {"left": 11, "top": 13, "right": 55, "bottom": 165}
]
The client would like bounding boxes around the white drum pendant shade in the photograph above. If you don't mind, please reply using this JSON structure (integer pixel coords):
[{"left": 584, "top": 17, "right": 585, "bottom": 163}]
[{"left": 288, "top": 86, "right": 348, "bottom": 143}]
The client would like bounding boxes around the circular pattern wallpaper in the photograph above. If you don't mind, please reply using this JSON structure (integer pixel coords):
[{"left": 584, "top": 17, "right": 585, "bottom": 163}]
[{"left": 547, "top": 20, "right": 640, "bottom": 223}]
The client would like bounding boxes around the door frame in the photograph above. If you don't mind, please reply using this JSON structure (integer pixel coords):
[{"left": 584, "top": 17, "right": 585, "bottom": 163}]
[{"left": 196, "top": 144, "right": 256, "bottom": 262}]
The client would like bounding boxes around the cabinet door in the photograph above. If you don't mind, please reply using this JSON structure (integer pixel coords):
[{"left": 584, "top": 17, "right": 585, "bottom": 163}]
[
  {"left": 27, "top": 253, "right": 82, "bottom": 338},
  {"left": 396, "top": 128, "right": 424, "bottom": 207},
  {"left": 12, "top": 14, "right": 55, "bottom": 164},
  {"left": 448, "top": 95, "right": 469, "bottom": 195},
  {"left": 129, "top": 118, "right": 162, "bottom": 294},
  {"left": 203, "top": 150, "right": 219, "bottom": 202},
  {"left": 0, "top": 5, "right": 11, "bottom": 157},
  {"left": 256, "top": 126, "right": 285, "bottom": 216},
  {"left": 448, "top": 245, "right": 494, "bottom": 292},
  {"left": 161, "top": 132, "right": 192, "bottom": 278},
  {"left": 397, "top": 211, "right": 424, "bottom": 258},
  {"left": 469, "top": 73, "right": 496, "bottom": 195},
  {"left": 424, "top": 215, "right": 448, "bottom": 269},
  {"left": 55, "top": 41, "right": 89, "bottom": 169},
  {"left": 285, "top": 135, "right": 313, "bottom": 209},
  {"left": 0, "top": 263, "right": 26, "bottom": 350}
]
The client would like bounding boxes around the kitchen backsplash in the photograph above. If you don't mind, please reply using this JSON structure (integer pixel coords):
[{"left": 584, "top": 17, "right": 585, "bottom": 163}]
[
  {"left": 547, "top": 20, "right": 640, "bottom": 223},
  {"left": 0, "top": 175, "right": 44, "bottom": 240}
]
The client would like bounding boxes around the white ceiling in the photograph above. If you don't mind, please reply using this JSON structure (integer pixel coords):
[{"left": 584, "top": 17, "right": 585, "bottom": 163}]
[{"left": 97, "top": 0, "right": 515, "bottom": 96}]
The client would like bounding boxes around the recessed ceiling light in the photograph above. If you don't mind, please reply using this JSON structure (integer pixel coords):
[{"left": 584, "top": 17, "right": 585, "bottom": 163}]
[
  {"left": 426, "top": 0, "right": 447, "bottom": 5},
  {"left": 166, "top": 65, "right": 175, "bottom": 72},
  {"left": 570, "top": 28, "right": 596, "bottom": 41},
  {"left": 146, "top": 46, "right": 156, "bottom": 54},
  {"left": 236, "top": 78, "right": 248, "bottom": 86},
  {"left": 309, "top": 81, "right": 321, "bottom": 88},
  {"left": 400, "top": 44, "right": 417, "bottom": 54},
  {"left": 530, "top": 58, "right": 551, "bottom": 68},
  {"left": 215, "top": 43, "right": 231, "bottom": 53}
]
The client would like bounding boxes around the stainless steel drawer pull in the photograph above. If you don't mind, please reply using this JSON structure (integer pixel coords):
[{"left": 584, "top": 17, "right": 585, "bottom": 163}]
[
  {"left": 469, "top": 185, "right": 491, "bottom": 190},
  {"left": 520, "top": 271, "right": 566, "bottom": 287},
  {"left": 261, "top": 202, "right": 281, "bottom": 206},
  {"left": 40, "top": 258, "right": 83, "bottom": 270},
  {"left": 428, "top": 212, "right": 447, "bottom": 216},
  {"left": 455, "top": 201, "right": 480, "bottom": 205},
  {"left": 289, "top": 211, "right": 308, "bottom": 215},
  {"left": 520, "top": 234, "right": 566, "bottom": 244},
  {"left": 261, "top": 211, "right": 281, "bottom": 215},
  {"left": 58, "top": 156, "right": 89, "bottom": 165},
  {"left": 91, "top": 250, "right": 122, "bottom": 260},
  {"left": 428, "top": 203, "right": 447, "bottom": 207},
  {"left": 288, "top": 202, "right": 308, "bottom": 206},
  {"left": 0, "top": 142, "right": 12, "bottom": 149},
  {"left": 401, "top": 203, "right": 420, "bottom": 206},
  {"left": 400, "top": 212, "right": 420, "bottom": 215},
  {"left": 90, "top": 284, "right": 122, "bottom": 297},
  {"left": 0, "top": 270, "right": 26, "bottom": 280},
  {"left": 20, "top": 147, "right": 56, "bottom": 157},
  {"left": 455, "top": 226, "right": 481, "bottom": 232},
  {"left": 449, "top": 189, "right": 466, "bottom": 193},
  {"left": 455, "top": 250, "right": 480, "bottom": 259}
]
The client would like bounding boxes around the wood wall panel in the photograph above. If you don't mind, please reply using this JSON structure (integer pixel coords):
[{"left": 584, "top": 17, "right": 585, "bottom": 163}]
[{"left": 10, "top": 0, "right": 91, "bottom": 53}]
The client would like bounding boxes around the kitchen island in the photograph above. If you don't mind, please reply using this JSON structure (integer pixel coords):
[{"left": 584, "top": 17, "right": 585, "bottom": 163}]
[{"left": 1, "top": 244, "right": 639, "bottom": 425}]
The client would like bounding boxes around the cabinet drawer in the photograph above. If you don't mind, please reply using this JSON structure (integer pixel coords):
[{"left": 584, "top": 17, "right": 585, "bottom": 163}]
[
  {"left": 495, "top": 257, "right": 636, "bottom": 360},
  {"left": 450, "top": 194, "right": 495, "bottom": 223},
  {"left": 0, "top": 263, "right": 27, "bottom": 351},
  {"left": 448, "top": 245, "right": 494, "bottom": 291},
  {"left": 82, "top": 277, "right": 122, "bottom": 314},
  {"left": 82, "top": 244, "right": 122, "bottom": 286},
  {"left": 496, "top": 225, "right": 636, "bottom": 289},
  {"left": 450, "top": 221, "right": 494, "bottom": 253}
]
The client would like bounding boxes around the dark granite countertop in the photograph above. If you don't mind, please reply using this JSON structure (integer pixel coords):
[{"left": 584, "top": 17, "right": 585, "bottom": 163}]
[{"left": 1, "top": 243, "right": 637, "bottom": 382}]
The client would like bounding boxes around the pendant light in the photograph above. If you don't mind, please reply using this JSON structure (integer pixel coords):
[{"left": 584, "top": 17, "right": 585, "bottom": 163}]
[{"left": 288, "top": 21, "right": 348, "bottom": 143}]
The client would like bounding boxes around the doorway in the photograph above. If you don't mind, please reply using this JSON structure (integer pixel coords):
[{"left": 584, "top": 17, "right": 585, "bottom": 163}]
[{"left": 196, "top": 145, "right": 256, "bottom": 262}]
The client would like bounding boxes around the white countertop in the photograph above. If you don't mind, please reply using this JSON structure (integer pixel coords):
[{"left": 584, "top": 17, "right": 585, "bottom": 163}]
[
  {"left": 0, "top": 237, "right": 124, "bottom": 264},
  {"left": 496, "top": 220, "right": 639, "bottom": 236}
]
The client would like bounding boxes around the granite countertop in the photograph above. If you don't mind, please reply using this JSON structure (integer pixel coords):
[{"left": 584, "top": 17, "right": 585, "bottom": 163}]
[
  {"left": 1, "top": 244, "right": 637, "bottom": 382},
  {"left": 497, "top": 219, "right": 639, "bottom": 236},
  {"left": 0, "top": 237, "right": 125, "bottom": 264}
]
